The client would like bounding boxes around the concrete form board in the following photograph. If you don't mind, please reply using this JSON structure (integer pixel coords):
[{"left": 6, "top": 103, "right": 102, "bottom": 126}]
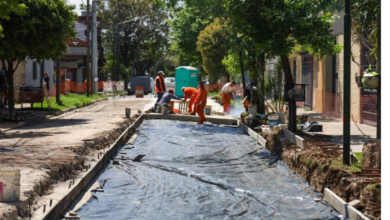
[
  {"left": 283, "top": 129, "right": 307, "bottom": 149},
  {"left": 239, "top": 121, "right": 267, "bottom": 147},
  {"left": 143, "top": 113, "right": 237, "bottom": 125},
  {"left": 324, "top": 188, "right": 368, "bottom": 220}
]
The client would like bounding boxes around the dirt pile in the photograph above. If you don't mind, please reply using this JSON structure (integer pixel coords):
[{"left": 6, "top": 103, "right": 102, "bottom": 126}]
[{"left": 262, "top": 130, "right": 381, "bottom": 220}]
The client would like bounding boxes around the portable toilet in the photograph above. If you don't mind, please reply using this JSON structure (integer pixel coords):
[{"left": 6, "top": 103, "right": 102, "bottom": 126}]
[{"left": 175, "top": 66, "right": 198, "bottom": 97}]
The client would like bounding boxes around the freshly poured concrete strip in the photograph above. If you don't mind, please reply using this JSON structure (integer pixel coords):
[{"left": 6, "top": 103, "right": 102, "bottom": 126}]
[{"left": 143, "top": 113, "right": 237, "bottom": 125}]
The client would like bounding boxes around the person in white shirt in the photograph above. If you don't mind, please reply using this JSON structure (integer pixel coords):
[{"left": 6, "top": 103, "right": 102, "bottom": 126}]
[{"left": 220, "top": 81, "right": 236, "bottom": 113}]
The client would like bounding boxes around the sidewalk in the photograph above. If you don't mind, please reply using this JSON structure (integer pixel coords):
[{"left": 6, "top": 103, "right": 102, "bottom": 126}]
[
  {"left": 0, "top": 95, "right": 156, "bottom": 219},
  {"left": 297, "top": 108, "right": 377, "bottom": 152}
]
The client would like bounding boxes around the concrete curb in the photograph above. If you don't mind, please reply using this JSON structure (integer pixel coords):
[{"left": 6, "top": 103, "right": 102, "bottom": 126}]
[
  {"left": 238, "top": 121, "right": 267, "bottom": 147},
  {"left": 283, "top": 129, "right": 307, "bottom": 149},
  {"left": 143, "top": 113, "right": 237, "bottom": 125},
  {"left": 324, "top": 188, "right": 369, "bottom": 220},
  {"left": 31, "top": 114, "right": 143, "bottom": 220}
]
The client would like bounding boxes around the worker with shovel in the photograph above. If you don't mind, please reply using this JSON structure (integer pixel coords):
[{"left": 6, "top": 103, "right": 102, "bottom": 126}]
[
  {"left": 194, "top": 81, "right": 208, "bottom": 124},
  {"left": 181, "top": 87, "right": 198, "bottom": 114}
]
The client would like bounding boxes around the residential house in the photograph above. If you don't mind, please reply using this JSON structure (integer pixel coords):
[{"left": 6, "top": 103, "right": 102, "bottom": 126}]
[{"left": 288, "top": 11, "right": 377, "bottom": 126}]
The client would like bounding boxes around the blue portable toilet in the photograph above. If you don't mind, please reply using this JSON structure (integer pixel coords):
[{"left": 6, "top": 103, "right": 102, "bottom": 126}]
[{"left": 175, "top": 66, "right": 199, "bottom": 97}]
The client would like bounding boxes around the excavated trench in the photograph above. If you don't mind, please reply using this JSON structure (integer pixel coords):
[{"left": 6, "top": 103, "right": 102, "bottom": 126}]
[{"left": 74, "top": 119, "right": 340, "bottom": 219}]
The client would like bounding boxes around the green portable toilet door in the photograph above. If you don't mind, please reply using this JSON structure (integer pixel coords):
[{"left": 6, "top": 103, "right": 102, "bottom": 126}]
[{"left": 175, "top": 67, "right": 199, "bottom": 97}]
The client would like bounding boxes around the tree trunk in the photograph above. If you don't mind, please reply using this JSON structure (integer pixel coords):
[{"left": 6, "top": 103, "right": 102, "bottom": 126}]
[
  {"left": 6, "top": 60, "right": 15, "bottom": 114},
  {"left": 239, "top": 50, "right": 246, "bottom": 89},
  {"left": 226, "top": 72, "right": 230, "bottom": 82},
  {"left": 281, "top": 55, "right": 296, "bottom": 133},
  {"left": 258, "top": 53, "right": 265, "bottom": 114}
]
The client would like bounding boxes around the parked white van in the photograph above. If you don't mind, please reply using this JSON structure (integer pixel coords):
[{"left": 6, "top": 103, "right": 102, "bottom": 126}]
[{"left": 164, "top": 77, "right": 175, "bottom": 91}]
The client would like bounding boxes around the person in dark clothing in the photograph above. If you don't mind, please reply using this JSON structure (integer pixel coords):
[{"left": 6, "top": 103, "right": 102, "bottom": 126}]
[
  {"left": 0, "top": 67, "right": 8, "bottom": 109},
  {"left": 157, "top": 89, "right": 183, "bottom": 113},
  {"left": 242, "top": 82, "right": 252, "bottom": 112},
  {"left": 42, "top": 72, "right": 50, "bottom": 90}
]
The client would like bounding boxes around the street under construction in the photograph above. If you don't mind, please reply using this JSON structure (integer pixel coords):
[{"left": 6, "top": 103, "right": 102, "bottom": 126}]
[{"left": 72, "top": 119, "right": 339, "bottom": 219}]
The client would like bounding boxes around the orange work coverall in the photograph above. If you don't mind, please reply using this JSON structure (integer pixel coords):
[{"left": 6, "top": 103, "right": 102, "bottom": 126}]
[
  {"left": 194, "top": 87, "right": 208, "bottom": 124},
  {"left": 221, "top": 93, "right": 231, "bottom": 113},
  {"left": 183, "top": 87, "right": 198, "bottom": 113}
]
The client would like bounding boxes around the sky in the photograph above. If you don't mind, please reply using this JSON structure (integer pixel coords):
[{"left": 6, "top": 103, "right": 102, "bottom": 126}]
[{"left": 67, "top": 0, "right": 84, "bottom": 15}]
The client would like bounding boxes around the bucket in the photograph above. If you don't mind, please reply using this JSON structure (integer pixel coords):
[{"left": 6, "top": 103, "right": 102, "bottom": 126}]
[
  {"left": 162, "top": 107, "right": 169, "bottom": 116},
  {"left": 248, "top": 105, "right": 257, "bottom": 116},
  {"left": 0, "top": 168, "right": 21, "bottom": 202},
  {"left": 204, "top": 105, "right": 212, "bottom": 115}
]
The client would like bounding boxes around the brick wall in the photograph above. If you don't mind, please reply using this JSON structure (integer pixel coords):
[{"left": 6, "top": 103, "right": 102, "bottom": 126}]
[{"left": 336, "top": 34, "right": 362, "bottom": 123}]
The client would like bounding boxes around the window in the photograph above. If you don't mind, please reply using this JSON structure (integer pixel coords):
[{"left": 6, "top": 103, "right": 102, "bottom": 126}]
[{"left": 33, "top": 62, "right": 37, "bottom": 80}]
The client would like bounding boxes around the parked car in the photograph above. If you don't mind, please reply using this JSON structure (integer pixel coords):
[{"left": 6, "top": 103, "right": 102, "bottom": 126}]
[
  {"left": 164, "top": 77, "right": 175, "bottom": 91},
  {"left": 128, "top": 76, "right": 154, "bottom": 95}
]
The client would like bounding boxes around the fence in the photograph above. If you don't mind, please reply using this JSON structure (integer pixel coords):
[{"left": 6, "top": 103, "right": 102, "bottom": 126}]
[{"left": 46, "top": 81, "right": 105, "bottom": 97}]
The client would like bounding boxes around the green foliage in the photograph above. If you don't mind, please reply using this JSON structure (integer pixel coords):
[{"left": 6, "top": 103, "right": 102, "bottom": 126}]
[
  {"left": 223, "top": 0, "right": 341, "bottom": 59},
  {"left": 0, "top": 0, "right": 27, "bottom": 37},
  {"left": 0, "top": 0, "right": 77, "bottom": 63},
  {"left": 99, "top": 0, "right": 169, "bottom": 76},
  {"left": 33, "top": 94, "right": 106, "bottom": 111},
  {"left": 196, "top": 17, "right": 231, "bottom": 82},
  {"left": 0, "top": 0, "right": 77, "bottom": 113},
  {"left": 351, "top": 0, "right": 380, "bottom": 65}
]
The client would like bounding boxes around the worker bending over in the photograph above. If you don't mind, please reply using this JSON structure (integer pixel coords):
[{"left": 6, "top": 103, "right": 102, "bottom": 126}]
[
  {"left": 194, "top": 81, "right": 208, "bottom": 124},
  {"left": 157, "top": 89, "right": 183, "bottom": 113},
  {"left": 155, "top": 71, "right": 166, "bottom": 104},
  {"left": 221, "top": 81, "right": 236, "bottom": 113},
  {"left": 181, "top": 87, "right": 198, "bottom": 114}
]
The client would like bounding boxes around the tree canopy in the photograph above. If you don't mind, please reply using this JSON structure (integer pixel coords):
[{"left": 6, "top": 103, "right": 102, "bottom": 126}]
[
  {"left": 98, "top": 0, "right": 169, "bottom": 77},
  {"left": 0, "top": 0, "right": 27, "bottom": 37},
  {"left": 196, "top": 17, "right": 231, "bottom": 82},
  {"left": 351, "top": 0, "right": 380, "bottom": 64},
  {"left": 0, "top": 0, "right": 77, "bottom": 112}
]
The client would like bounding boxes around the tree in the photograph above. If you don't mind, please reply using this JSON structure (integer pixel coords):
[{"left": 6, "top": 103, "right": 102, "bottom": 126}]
[
  {"left": 224, "top": 0, "right": 341, "bottom": 132},
  {"left": 0, "top": 1, "right": 27, "bottom": 37},
  {"left": 98, "top": 0, "right": 169, "bottom": 77},
  {"left": 196, "top": 18, "right": 231, "bottom": 82},
  {"left": 169, "top": 0, "right": 225, "bottom": 74},
  {"left": 0, "top": 0, "right": 77, "bottom": 113},
  {"left": 351, "top": 0, "right": 379, "bottom": 61}
]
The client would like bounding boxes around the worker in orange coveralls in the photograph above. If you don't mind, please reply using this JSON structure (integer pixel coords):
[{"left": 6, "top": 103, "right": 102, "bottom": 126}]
[
  {"left": 194, "top": 81, "right": 208, "bottom": 124},
  {"left": 221, "top": 81, "right": 236, "bottom": 113},
  {"left": 181, "top": 87, "right": 198, "bottom": 114}
]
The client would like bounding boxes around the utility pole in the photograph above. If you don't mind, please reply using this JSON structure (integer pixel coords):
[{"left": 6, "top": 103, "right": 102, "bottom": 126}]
[
  {"left": 86, "top": 0, "right": 91, "bottom": 96},
  {"left": 343, "top": 0, "right": 351, "bottom": 165},
  {"left": 376, "top": 0, "right": 381, "bottom": 139},
  {"left": 92, "top": 0, "right": 98, "bottom": 94},
  {"left": 115, "top": 1, "right": 121, "bottom": 82}
]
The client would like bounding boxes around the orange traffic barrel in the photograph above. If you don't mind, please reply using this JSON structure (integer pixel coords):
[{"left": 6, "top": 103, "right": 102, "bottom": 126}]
[{"left": 135, "top": 86, "right": 144, "bottom": 98}]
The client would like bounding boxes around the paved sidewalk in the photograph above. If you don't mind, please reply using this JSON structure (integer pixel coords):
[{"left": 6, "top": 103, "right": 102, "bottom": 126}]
[
  {"left": 297, "top": 108, "right": 377, "bottom": 152},
  {"left": 0, "top": 95, "right": 155, "bottom": 219}
]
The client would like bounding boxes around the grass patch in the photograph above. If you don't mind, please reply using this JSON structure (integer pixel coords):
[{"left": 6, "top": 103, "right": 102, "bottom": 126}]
[
  {"left": 208, "top": 90, "right": 220, "bottom": 97},
  {"left": 330, "top": 153, "right": 363, "bottom": 172},
  {"left": 33, "top": 93, "right": 106, "bottom": 112}
]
